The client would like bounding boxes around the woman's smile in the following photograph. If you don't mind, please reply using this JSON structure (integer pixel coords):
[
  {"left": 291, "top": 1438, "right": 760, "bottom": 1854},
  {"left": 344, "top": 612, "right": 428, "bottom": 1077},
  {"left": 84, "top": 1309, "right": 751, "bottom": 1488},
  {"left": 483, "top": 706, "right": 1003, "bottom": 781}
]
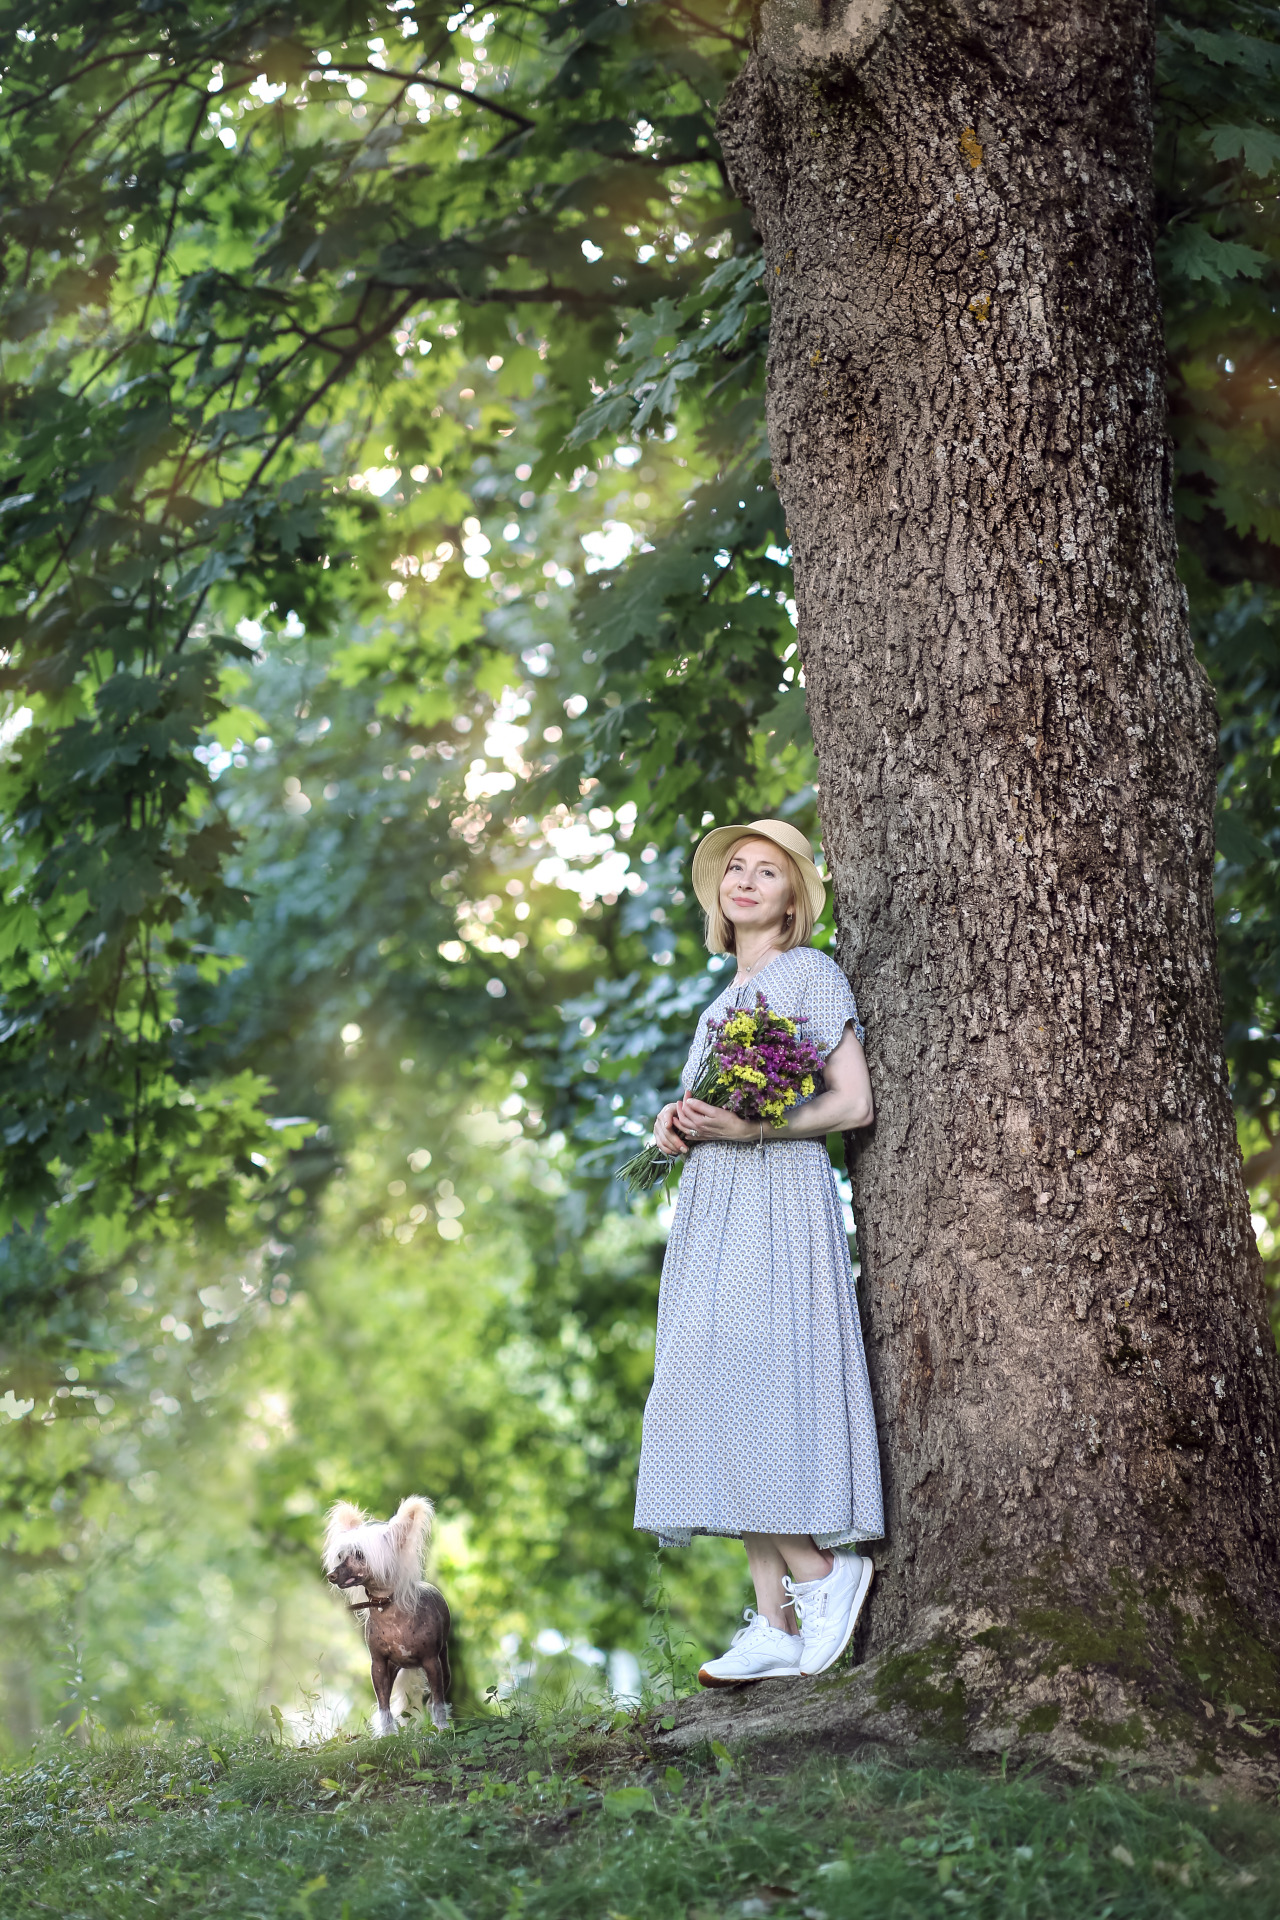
[{"left": 719, "top": 839, "right": 794, "bottom": 941}]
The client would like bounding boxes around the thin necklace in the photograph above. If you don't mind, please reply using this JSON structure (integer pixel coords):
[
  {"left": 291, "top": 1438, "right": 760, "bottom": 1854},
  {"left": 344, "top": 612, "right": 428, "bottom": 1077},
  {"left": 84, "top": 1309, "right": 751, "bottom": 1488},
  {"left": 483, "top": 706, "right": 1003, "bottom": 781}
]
[{"left": 733, "top": 945, "right": 780, "bottom": 989}]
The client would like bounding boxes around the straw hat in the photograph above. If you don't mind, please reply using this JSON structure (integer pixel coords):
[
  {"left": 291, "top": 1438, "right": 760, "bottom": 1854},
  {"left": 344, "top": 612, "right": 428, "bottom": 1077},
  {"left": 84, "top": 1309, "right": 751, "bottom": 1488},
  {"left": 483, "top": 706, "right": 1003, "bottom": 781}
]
[{"left": 690, "top": 818, "right": 827, "bottom": 922}]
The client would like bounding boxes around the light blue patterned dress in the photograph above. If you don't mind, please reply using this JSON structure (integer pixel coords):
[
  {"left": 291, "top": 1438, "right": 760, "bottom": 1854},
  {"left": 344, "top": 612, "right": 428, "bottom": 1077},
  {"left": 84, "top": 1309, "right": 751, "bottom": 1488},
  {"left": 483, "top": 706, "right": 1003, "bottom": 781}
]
[{"left": 634, "top": 945, "right": 885, "bottom": 1549}]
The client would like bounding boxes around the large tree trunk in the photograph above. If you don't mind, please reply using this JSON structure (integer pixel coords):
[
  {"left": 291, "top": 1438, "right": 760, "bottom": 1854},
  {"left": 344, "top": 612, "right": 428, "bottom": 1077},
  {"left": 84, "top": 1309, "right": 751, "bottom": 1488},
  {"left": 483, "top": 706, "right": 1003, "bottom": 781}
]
[{"left": 713, "top": 0, "right": 1280, "bottom": 1774}]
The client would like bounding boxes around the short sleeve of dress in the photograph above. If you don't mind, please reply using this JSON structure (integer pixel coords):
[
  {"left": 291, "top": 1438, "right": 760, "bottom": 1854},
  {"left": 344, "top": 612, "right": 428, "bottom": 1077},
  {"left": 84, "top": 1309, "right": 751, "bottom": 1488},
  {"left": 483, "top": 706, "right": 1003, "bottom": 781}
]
[{"left": 800, "top": 950, "right": 865, "bottom": 1057}]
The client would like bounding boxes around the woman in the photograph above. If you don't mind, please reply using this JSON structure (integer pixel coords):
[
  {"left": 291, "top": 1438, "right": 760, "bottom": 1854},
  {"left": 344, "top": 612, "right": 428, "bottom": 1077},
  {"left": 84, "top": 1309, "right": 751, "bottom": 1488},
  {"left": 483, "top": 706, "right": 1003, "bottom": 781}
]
[{"left": 634, "top": 818, "right": 884, "bottom": 1686}]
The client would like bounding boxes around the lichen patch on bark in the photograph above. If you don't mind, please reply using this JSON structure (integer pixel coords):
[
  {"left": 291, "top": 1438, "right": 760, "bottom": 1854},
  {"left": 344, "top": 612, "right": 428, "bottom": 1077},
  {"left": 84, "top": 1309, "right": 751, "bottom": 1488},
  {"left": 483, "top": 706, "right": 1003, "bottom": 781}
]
[{"left": 759, "top": 0, "right": 894, "bottom": 71}]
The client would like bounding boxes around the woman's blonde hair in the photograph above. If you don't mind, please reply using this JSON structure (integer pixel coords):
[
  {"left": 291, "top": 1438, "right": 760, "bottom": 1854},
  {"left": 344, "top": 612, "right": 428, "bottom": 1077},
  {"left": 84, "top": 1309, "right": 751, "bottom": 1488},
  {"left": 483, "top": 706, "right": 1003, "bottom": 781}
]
[{"left": 704, "top": 836, "right": 814, "bottom": 955}]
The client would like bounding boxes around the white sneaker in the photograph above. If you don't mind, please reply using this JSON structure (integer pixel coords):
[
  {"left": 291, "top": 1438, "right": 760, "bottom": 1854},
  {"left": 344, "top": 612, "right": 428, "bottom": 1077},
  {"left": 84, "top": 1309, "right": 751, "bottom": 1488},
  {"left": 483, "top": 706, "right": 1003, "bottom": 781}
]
[
  {"left": 697, "top": 1610, "right": 804, "bottom": 1687},
  {"left": 787, "top": 1551, "right": 874, "bottom": 1675}
]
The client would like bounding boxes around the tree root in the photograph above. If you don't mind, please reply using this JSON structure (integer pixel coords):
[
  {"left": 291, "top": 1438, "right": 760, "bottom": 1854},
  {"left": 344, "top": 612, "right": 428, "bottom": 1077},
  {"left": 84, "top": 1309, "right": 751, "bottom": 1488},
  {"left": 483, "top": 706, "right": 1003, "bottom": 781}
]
[{"left": 650, "top": 1617, "right": 1280, "bottom": 1803}]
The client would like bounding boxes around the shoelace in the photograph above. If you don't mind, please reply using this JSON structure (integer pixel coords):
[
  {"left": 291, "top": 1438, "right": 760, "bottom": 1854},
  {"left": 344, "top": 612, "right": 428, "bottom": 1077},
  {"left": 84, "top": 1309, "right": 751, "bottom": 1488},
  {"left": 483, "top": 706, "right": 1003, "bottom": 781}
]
[
  {"left": 782, "top": 1572, "right": 830, "bottom": 1627},
  {"left": 731, "top": 1607, "right": 778, "bottom": 1645}
]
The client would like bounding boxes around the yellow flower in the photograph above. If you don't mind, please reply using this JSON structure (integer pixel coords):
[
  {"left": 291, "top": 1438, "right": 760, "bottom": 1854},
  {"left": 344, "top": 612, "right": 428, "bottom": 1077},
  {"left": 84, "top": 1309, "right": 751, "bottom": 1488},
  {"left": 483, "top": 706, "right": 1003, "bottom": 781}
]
[
  {"left": 727, "top": 1065, "right": 767, "bottom": 1088},
  {"left": 800, "top": 1076, "right": 814, "bottom": 1098}
]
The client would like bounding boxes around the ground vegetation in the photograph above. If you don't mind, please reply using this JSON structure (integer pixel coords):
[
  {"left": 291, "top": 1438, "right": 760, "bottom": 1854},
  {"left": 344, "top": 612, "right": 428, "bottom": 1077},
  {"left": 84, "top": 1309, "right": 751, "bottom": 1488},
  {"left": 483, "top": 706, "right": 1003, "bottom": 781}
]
[{"left": 1, "top": 1713, "right": 1278, "bottom": 1917}]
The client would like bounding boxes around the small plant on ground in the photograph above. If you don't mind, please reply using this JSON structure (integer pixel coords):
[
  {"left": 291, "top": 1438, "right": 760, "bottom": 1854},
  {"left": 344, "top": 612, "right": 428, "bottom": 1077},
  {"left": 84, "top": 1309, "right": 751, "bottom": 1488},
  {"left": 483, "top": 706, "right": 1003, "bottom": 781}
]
[{"left": 641, "top": 1556, "right": 703, "bottom": 1707}]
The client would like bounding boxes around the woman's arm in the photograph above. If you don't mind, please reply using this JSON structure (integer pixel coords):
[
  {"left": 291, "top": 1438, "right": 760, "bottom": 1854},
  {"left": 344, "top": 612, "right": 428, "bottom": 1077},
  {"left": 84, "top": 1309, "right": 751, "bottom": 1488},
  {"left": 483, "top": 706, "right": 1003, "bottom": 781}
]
[{"left": 674, "top": 1025, "right": 873, "bottom": 1143}]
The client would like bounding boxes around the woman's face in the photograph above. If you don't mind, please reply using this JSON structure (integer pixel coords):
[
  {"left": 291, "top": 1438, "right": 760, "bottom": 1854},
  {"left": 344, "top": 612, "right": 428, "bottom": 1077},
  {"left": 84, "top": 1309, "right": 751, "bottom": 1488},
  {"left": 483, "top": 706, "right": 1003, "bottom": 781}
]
[{"left": 719, "top": 839, "right": 793, "bottom": 941}]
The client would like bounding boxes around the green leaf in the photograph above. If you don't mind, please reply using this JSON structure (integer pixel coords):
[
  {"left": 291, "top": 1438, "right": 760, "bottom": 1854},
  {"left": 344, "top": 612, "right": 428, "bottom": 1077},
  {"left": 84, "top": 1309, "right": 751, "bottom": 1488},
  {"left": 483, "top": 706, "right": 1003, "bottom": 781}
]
[
  {"left": 1207, "top": 122, "right": 1280, "bottom": 176},
  {"left": 1216, "top": 804, "right": 1271, "bottom": 866},
  {"left": 757, "top": 685, "right": 811, "bottom": 752},
  {"left": 602, "top": 1786, "right": 656, "bottom": 1815},
  {"left": 618, "top": 298, "right": 683, "bottom": 361},
  {"left": 175, "top": 550, "right": 233, "bottom": 601},
  {"left": 209, "top": 706, "right": 268, "bottom": 750},
  {"left": 0, "top": 904, "right": 42, "bottom": 964},
  {"left": 1174, "top": 26, "right": 1280, "bottom": 77},
  {"left": 1160, "top": 224, "right": 1270, "bottom": 285}
]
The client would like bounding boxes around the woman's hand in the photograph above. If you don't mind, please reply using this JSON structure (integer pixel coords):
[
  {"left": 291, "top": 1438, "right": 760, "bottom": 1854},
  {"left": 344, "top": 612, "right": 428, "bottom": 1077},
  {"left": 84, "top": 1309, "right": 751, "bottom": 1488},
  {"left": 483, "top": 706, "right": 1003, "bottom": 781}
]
[
  {"left": 659, "top": 1030, "right": 873, "bottom": 1153},
  {"left": 653, "top": 1103, "right": 689, "bottom": 1156},
  {"left": 673, "top": 1096, "right": 756, "bottom": 1143}
]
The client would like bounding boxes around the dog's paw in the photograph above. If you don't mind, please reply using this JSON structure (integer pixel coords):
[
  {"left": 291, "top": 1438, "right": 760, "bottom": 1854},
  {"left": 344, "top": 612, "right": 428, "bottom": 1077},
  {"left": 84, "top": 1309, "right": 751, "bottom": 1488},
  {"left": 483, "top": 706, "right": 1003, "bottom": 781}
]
[
  {"left": 370, "top": 1708, "right": 396, "bottom": 1738},
  {"left": 430, "top": 1701, "right": 453, "bottom": 1730}
]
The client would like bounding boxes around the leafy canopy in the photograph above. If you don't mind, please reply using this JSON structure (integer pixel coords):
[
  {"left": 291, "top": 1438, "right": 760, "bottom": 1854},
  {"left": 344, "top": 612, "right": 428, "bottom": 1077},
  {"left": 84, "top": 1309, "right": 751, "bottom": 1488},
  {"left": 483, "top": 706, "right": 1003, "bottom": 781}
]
[{"left": 3, "top": 0, "right": 1273, "bottom": 1252}]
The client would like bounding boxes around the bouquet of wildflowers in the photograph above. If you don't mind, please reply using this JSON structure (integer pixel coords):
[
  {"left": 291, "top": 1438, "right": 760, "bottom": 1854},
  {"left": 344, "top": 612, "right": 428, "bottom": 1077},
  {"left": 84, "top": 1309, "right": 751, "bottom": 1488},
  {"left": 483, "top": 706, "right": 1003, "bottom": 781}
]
[{"left": 618, "top": 994, "right": 825, "bottom": 1194}]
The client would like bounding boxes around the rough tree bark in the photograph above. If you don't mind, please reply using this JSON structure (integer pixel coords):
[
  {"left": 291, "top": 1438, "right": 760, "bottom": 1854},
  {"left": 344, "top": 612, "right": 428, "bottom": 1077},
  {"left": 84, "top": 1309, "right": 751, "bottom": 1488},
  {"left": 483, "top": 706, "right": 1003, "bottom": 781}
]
[{"left": 707, "top": 0, "right": 1280, "bottom": 1779}]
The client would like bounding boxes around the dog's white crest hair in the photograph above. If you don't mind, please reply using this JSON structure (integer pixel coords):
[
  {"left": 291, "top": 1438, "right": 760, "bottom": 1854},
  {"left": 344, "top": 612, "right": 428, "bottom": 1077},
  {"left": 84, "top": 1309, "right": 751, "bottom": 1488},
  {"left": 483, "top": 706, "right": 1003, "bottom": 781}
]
[{"left": 322, "top": 1495, "right": 435, "bottom": 1612}]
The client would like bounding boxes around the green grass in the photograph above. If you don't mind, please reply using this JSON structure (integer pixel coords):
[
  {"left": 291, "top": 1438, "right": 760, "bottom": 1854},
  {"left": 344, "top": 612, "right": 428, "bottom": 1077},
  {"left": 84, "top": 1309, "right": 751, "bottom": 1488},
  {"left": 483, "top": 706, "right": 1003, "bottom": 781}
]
[{"left": 1, "top": 1711, "right": 1277, "bottom": 1919}]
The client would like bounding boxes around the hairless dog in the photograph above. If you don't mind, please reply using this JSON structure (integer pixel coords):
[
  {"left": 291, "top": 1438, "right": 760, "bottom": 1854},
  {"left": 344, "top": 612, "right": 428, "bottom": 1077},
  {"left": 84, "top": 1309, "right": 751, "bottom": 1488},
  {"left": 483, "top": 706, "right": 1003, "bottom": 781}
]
[{"left": 323, "top": 1495, "right": 452, "bottom": 1735}]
